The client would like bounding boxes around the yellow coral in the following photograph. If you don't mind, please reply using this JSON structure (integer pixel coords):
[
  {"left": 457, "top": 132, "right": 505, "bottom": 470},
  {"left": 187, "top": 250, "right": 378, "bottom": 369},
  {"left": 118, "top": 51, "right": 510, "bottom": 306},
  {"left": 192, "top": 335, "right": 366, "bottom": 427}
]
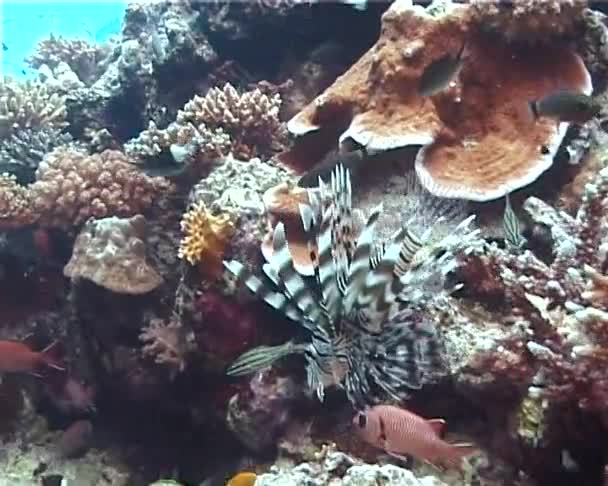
[{"left": 178, "top": 201, "right": 234, "bottom": 275}]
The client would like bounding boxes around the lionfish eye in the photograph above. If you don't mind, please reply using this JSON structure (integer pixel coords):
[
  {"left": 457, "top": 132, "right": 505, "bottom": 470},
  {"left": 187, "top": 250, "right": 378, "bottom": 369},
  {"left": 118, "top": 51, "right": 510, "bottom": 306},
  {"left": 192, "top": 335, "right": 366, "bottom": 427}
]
[{"left": 357, "top": 413, "right": 367, "bottom": 428}]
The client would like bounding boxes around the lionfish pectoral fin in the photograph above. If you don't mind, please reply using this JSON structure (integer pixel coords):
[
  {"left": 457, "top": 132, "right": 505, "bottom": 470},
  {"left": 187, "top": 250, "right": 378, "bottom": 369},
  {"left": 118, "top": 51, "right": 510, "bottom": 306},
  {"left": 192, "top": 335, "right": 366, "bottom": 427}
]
[{"left": 226, "top": 341, "right": 298, "bottom": 376}]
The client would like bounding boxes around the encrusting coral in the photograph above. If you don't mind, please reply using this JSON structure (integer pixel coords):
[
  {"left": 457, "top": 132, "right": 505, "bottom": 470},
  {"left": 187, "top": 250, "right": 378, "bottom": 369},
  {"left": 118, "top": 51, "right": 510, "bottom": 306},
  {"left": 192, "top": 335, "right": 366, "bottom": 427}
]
[
  {"left": 284, "top": 0, "right": 592, "bottom": 201},
  {"left": 125, "top": 82, "right": 283, "bottom": 166},
  {"left": 64, "top": 214, "right": 162, "bottom": 294},
  {"left": 178, "top": 200, "right": 234, "bottom": 276},
  {"left": 225, "top": 164, "right": 483, "bottom": 406}
]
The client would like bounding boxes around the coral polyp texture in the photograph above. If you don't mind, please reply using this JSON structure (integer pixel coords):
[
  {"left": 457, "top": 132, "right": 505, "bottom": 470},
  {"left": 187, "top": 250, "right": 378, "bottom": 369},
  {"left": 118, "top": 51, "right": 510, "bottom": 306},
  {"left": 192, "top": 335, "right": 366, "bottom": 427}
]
[
  {"left": 469, "top": 0, "right": 587, "bottom": 44},
  {"left": 178, "top": 200, "right": 235, "bottom": 275},
  {"left": 125, "top": 82, "right": 283, "bottom": 166},
  {"left": 29, "top": 147, "right": 173, "bottom": 229},
  {"left": 285, "top": 0, "right": 592, "bottom": 201},
  {"left": 224, "top": 165, "right": 483, "bottom": 406},
  {"left": 64, "top": 214, "right": 162, "bottom": 294},
  {"left": 0, "top": 173, "right": 36, "bottom": 229}
]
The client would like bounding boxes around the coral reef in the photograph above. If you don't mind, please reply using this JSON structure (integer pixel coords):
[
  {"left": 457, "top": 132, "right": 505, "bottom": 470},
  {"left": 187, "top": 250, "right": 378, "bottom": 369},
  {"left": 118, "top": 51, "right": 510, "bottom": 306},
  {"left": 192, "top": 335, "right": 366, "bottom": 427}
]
[
  {"left": 140, "top": 317, "right": 195, "bottom": 375},
  {"left": 178, "top": 200, "right": 234, "bottom": 276},
  {"left": 284, "top": 0, "right": 593, "bottom": 201},
  {"left": 256, "top": 443, "right": 448, "bottom": 486},
  {"left": 27, "top": 34, "right": 112, "bottom": 86},
  {"left": 469, "top": 0, "right": 588, "bottom": 44},
  {"left": 31, "top": 146, "right": 172, "bottom": 229},
  {"left": 0, "top": 173, "right": 36, "bottom": 228},
  {"left": 0, "top": 76, "right": 68, "bottom": 137},
  {"left": 64, "top": 214, "right": 162, "bottom": 294},
  {"left": 126, "top": 83, "right": 284, "bottom": 167}
]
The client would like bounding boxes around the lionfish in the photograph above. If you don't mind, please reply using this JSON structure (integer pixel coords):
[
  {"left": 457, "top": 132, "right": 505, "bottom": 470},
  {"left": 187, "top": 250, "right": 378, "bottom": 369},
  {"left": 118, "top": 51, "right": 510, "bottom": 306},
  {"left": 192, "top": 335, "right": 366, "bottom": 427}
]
[{"left": 223, "top": 165, "right": 480, "bottom": 407}]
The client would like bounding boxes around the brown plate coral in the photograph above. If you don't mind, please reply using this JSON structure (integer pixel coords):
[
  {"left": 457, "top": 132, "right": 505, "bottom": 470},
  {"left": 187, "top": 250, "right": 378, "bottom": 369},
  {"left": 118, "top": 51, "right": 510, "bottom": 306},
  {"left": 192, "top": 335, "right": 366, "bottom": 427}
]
[{"left": 285, "top": 1, "right": 592, "bottom": 201}]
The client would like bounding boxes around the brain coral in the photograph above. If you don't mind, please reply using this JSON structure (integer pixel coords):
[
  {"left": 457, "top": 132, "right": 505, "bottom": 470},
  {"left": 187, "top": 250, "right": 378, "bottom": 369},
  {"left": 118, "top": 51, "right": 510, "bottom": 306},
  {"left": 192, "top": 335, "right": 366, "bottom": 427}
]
[{"left": 284, "top": 0, "right": 592, "bottom": 201}]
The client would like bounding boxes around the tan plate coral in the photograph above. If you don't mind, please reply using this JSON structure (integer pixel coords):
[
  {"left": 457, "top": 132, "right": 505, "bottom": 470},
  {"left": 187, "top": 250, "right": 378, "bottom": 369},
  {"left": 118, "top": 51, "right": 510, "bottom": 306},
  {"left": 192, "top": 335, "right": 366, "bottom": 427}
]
[{"left": 284, "top": 0, "right": 592, "bottom": 201}]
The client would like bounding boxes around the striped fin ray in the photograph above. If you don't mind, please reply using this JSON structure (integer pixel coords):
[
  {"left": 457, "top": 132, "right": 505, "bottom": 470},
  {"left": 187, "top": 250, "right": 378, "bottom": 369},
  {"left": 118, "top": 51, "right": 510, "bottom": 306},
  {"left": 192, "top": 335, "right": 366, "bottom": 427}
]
[
  {"left": 315, "top": 201, "right": 341, "bottom": 326},
  {"left": 330, "top": 164, "right": 356, "bottom": 294},
  {"left": 394, "top": 226, "right": 425, "bottom": 277},
  {"left": 227, "top": 341, "right": 304, "bottom": 376},
  {"left": 343, "top": 204, "right": 383, "bottom": 314},
  {"left": 223, "top": 260, "right": 302, "bottom": 323},
  {"left": 270, "top": 222, "right": 326, "bottom": 326},
  {"left": 355, "top": 227, "right": 407, "bottom": 315},
  {"left": 370, "top": 242, "right": 386, "bottom": 270}
]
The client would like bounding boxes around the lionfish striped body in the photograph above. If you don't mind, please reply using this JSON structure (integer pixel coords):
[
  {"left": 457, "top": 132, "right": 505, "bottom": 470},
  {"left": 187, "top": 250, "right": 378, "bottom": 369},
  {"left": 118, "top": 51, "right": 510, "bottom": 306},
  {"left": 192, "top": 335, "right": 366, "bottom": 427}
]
[{"left": 224, "top": 165, "right": 480, "bottom": 407}]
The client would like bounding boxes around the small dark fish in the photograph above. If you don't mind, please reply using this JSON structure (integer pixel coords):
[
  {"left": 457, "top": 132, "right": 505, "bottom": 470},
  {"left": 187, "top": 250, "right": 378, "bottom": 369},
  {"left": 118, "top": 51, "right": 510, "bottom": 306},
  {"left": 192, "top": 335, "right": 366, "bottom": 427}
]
[
  {"left": 2, "top": 42, "right": 7, "bottom": 52},
  {"left": 418, "top": 42, "right": 466, "bottom": 97},
  {"left": 529, "top": 90, "right": 601, "bottom": 125},
  {"left": 503, "top": 194, "right": 525, "bottom": 250}
]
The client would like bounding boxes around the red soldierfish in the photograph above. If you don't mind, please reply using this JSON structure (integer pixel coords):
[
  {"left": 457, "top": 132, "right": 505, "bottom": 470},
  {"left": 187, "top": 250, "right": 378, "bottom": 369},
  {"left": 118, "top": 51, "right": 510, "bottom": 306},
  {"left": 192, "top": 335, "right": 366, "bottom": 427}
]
[
  {"left": 0, "top": 339, "right": 64, "bottom": 376},
  {"left": 353, "top": 404, "right": 476, "bottom": 470}
]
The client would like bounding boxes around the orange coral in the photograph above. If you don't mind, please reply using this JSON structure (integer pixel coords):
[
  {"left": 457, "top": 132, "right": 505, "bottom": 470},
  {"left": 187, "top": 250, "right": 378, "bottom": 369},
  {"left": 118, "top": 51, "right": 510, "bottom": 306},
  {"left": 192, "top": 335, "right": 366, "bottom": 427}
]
[
  {"left": 178, "top": 201, "right": 234, "bottom": 277},
  {"left": 284, "top": 2, "right": 591, "bottom": 201},
  {"left": 261, "top": 182, "right": 315, "bottom": 276}
]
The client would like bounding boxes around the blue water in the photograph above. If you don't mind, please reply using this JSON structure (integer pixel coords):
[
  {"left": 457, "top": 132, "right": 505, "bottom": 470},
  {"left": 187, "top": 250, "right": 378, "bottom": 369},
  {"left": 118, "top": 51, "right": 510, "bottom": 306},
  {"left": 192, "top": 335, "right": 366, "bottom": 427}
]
[{"left": 1, "top": 0, "right": 127, "bottom": 79}]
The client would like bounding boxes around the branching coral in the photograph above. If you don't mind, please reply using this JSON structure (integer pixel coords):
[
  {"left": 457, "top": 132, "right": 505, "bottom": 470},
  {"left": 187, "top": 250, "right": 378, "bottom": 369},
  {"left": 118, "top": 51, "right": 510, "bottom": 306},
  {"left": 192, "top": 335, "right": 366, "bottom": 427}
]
[
  {"left": 0, "top": 173, "right": 36, "bottom": 229},
  {"left": 0, "top": 127, "right": 73, "bottom": 171},
  {"left": 224, "top": 164, "right": 483, "bottom": 406},
  {"left": 26, "top": 34, "right": 110, "bottom": 86},
  {"left": 0, "top": 77, "right": 68, "bottom": 138},
  {"left": 125, "top": 82, "right": 284, "bottom": 166},
  {"left": 178, "top": 200, "right": 234, "bottom": 276},
  {"left": 29, "top": 146, "right": 173, "bottom": 229},
  {"left": 178, "top": 83, "right": 283, "bottom": 159},
  {"left": 283, "top": 0, "right": 592, "bottom": 201},
  {"left": 458, "top": 163, "right": 608, "bottom": 440},
  {"left": 64, "top": 214, "right": 162, "bottom": 294}
]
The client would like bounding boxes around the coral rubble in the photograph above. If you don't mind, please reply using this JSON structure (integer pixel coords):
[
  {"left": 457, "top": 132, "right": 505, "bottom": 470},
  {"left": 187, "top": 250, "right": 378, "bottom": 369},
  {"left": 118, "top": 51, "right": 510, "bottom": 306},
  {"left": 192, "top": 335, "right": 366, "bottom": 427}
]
[{"left": 285, "top": 0, "right": 593, "bottom": 201}]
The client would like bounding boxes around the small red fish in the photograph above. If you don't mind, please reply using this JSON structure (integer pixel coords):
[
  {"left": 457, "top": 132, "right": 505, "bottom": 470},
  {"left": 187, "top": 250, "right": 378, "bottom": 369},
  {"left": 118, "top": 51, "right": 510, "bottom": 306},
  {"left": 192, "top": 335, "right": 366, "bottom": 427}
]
[
  {"left": 353, "top": 404, "right": 476, "bottom": 470},
  {"left": 0, "top": 338, "right": 64, "bottom": 376}
]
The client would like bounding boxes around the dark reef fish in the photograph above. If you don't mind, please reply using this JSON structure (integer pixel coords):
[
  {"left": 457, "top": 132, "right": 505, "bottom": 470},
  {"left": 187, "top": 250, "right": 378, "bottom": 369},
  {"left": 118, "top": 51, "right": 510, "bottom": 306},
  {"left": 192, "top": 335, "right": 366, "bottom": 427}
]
[
  {"left": 225, "top": 164, "right": 481, "bottom": 406},
  {"left": 353, "top": 404, "right": 477, "bottom": 469},
  {"left": 528, "top": 90, "right": 601, "bottom": 125},
  {"left": 418, "top": 41, "right": 466, "bottom": 97}
]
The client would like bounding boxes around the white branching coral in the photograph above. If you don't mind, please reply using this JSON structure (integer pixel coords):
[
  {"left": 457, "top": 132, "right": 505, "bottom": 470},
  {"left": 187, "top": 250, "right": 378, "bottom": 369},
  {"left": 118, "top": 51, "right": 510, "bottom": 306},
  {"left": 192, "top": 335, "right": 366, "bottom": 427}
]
[
  {"left": 0, "top": 76, "right": 68, "bottom": 138},
  {"left": 224, "top": 165, "right": 482, "bottom": 406}
]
